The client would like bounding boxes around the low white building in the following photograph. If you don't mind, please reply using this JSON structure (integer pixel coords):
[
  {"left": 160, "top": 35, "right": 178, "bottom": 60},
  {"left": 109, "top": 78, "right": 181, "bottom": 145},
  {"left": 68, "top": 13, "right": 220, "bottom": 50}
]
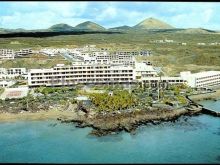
[
  {"left": 15, "top": 48, "right": 33, "bottom": 57},
  {"left": 0, "top": 49, "right": 15, "bottom": 60},
  {"left": 71, "top": 51, "right": 136, "bottom": 66},
  {"left": 209, "top": 42, "right": 218, "bottom": 46},
  {"left": 180, "top": 71, "right": 220, "bottom": 88},
  {"left": 114, "top": 50, "right": 152, "bottom": 56},
  {"left": 197, "top": 43, "right": 206, "bottom": 46},
  {"left": 164, "top": 39, "right": 174, "bottom": 43},
  {"left": 141, "top": 76, "right": 186, "bottom": 87},
  {"left": 0, "top": 68, "right": 27, "bottom": 79},
  {"left": 134, "top": 62, "right": 158, "bottom": 79},
  {"left": 0, "top": 80, "right": 16, "bottom": 87},
  {"left": 153, "top": 40, "right": 164, "bottom": 43},
  {"left": 140, "top": 50, "right": 152, "bottom": 56}
]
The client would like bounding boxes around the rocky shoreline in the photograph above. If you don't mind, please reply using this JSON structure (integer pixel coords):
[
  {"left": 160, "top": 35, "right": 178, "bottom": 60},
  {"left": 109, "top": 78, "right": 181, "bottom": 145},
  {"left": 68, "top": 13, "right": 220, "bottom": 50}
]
[
  {"left": 1, "top": 90, "right": 216, "bottom": 136},
  {"left": 57, "top": 104, "right": 203, "bottom": 136}
]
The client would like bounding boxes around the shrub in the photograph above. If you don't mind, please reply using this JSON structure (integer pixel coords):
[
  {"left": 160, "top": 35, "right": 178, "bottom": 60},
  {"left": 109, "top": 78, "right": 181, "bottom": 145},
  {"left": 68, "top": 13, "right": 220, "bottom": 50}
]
[{"left": 89, "top": 90, "right": 138, "bottom": 112}]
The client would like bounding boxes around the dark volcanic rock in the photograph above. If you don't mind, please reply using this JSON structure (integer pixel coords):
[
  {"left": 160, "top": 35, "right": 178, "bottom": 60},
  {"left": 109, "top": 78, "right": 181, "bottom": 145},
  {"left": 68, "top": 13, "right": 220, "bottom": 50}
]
[{"left": 58, "top": 107, "right": 203, "bottom": 137}]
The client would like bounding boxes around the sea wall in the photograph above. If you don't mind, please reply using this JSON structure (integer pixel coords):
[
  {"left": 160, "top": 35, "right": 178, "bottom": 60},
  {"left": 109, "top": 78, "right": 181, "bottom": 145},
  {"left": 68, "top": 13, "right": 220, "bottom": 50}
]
[
  {"left": 187, "top": 93, "right": 220, "bottom": 117},
  {"left": 201, "top": 108, "right": 220, "bottom": 117}
]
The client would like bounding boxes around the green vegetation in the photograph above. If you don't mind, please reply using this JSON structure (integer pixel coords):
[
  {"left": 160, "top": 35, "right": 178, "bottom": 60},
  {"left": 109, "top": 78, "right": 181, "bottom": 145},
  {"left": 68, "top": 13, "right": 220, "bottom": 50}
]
[
  {"left": 0, "top": 54, "right": 71, "bottom": 69},
  {"left": 162, "top": 97, "right": 173, "bottom": 105},
  {"left": 176, "top": 28, "right": 216, "bottom": 34},
  {"left": 1, "top": 30, "right": 220, "bottom": 75},
  {"left": 0, "top": 83, "right": 197, "bottom": 114},
  {"left": 89, "top": 90, "right": 138, "bottom": 112},
  {"left": 145, "top": 96, "right": 153, "bottom": 106},
  {"left": 161, "top": 84, "right": 191, "bottom": 106},
  {"left": 35, "top": 86, "right": 74, "bottom": 96},
  {"left": 0, "top": 88, "right": 4, "bottom": 95},
  {"left": 169, "top": 84, "right": 188, "bottom": 95},
  {"left": 176, "top": 95, "right": 188, "bottom": 105}
]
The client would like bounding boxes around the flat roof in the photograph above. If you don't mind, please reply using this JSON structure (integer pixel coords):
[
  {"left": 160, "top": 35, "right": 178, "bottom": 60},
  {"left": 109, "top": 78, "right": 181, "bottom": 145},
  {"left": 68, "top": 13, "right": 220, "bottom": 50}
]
[
  {"left": 135, "top": 63, "right": 156, "bottom": 72},
  {"left": 190, "top": 71, "right": 220, "bottom": 77},
  {"left": 142, "top": 76, "right": 183, "bottom": 80}
]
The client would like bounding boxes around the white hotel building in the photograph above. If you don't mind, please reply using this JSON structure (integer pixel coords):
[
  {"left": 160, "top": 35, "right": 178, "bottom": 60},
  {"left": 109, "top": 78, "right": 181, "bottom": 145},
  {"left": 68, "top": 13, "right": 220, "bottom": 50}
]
[
  {"left": 0, "top": 48, "right": 33, "bottom": 59},
  {"left": 70, "top": 51, "right": 136, "bottom": 66},
  {"left": 141, "top": 77, "right": 186, "bottom": 88},
  {"left": 0, "top": 49, "right": 15, "bottom": 59},
  {"left": 180, "top": 71, "right": 220, "bottom": 88},
  {"left": 27, "top": 45, "right": 219, "bottom": 89},
  {"left": 0, "top": 80, "right": 16, "bottom": 87},
  {"left": 28, "top": 63, "right": 135, "bottom": 87},
  {"left": 15, "top": 48, "right": 33, "bottom": 57},
  {"left": 0, "top": 68, "right": 27, "bottom": 79},
  {"left": 27, "top": 59, "right": 187, "bottom": 87}
]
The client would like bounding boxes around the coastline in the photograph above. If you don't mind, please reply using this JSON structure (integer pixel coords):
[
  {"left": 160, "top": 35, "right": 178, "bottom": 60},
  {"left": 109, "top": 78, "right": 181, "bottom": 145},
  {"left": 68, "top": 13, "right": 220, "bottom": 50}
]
[
  {"left": 1, "top": 89, "right": 219, "bottom": 136},
  {"left": 0, "top": 109, "right": 76, "bottom": 122},
  {"left": 188, "top": 89, "right": 220, "bottom": 102},
  {"left": 57, "top": 107, "right": 202, "bottom": 136},
  {"left": 0, "top": 101, "right": 203, "bottom": 136}
]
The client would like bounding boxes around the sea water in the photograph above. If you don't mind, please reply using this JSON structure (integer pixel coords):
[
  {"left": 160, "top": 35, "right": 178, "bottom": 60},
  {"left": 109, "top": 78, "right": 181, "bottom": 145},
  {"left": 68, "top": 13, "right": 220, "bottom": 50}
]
[
  {"left": 198, "top": 99, "right": 220, "bottom": 112},
  {"left": 0, "top": 102, "right": 219, "bottom": 163}
]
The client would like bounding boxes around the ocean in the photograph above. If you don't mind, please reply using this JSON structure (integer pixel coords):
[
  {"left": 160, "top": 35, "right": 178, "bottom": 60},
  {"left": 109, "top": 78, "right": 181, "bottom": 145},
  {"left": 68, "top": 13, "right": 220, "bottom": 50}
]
[{"left": 0, "top": 100, "right": 219, "bottom": 163}]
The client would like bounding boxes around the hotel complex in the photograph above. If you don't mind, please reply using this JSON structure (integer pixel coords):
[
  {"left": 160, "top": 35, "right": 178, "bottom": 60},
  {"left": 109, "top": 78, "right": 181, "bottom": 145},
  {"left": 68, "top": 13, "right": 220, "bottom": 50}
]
[
  {"left": 180, "top": 71, "right": 220, "bottom": 88},
  {"left": 28, "top": 63, "right": 134, "bottom": 87},
  {"left": 0, "top": 48, "right": 33, "bottom": 60},
  {"left": 1, "top": 45, "right": 220, "bottom": 89},
  {"left": 27, "top": 46, "right": 166, "bottom": 87},
  {"left": 0, "top": 68, "right": 27, "bottom": 79},
  {"left": 0, "top": 49, "right": 15, "bottom": 59}
]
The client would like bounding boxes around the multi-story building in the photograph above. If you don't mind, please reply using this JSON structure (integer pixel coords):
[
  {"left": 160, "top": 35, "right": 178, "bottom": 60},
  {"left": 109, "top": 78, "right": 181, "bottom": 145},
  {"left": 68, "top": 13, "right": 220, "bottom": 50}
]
[
  {"left": 140, "top": 50, "right": 152, "bottom": 56},
  {"left": 141, "top": 77, "right": 186, "bottom": 88},
  {"left": 0, "top": 68, "right": 27, "bottom": 79},
  {"left": 0, "top": 49, "right": 15, "bottom": 59},
  {"left": 71, "top": 51, "right": 136, "bottom": 66},
  {"left": 15, "top": 48, "right": 33, "bottom": 57},
  {"left": 0, "top": 80, "right": 16, "bottom": 87},
  {"left": 28, "top": 63, "right": 134, "bottom": 87},
  {"left": 134, "top": 62, "right": 158, "bottom": 79},
  {"left": 27, "top": 62, "right": 187, "bottom": 87},
  {"left": 180, "top": 71, "right": 220, "bottom": 88},
  {"left": 113, "top": 50, "right": 152, "bottom": 56}
]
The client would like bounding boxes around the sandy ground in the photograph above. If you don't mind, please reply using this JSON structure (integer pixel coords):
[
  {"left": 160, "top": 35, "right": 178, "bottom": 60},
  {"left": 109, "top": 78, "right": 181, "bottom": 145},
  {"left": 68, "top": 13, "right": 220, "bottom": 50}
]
[
  {"left": 189, "top": 89, "right": 220, "bottom": 101},
  {"left": 0, "top": 109, "right": 76, "bottom": 122}
]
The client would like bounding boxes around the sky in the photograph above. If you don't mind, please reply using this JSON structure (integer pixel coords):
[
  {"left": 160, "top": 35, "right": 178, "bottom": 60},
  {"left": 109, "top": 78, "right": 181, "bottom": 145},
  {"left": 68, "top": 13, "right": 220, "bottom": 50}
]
[{"left": 0, "top": 1, "right": 220, "bottom": 30}]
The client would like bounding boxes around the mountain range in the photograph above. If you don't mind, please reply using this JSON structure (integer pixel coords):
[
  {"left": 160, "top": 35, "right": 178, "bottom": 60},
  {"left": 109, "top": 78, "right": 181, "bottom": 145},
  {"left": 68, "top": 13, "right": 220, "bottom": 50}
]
[{"left": 0, "top": 17, "right": 218, "bottom": 34}]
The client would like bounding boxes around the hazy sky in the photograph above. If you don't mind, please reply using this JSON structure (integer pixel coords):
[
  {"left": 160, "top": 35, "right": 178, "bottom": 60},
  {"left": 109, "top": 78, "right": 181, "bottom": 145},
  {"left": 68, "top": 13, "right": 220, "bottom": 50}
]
[{"left": 0, "top": 1, "right": 219, "bottom": 30}]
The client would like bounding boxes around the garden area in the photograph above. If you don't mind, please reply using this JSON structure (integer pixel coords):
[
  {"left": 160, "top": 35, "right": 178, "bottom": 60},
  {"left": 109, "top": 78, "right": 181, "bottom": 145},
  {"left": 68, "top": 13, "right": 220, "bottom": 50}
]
[{"left": 0, "top": 82, "right": 198, "bottom": 114}]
